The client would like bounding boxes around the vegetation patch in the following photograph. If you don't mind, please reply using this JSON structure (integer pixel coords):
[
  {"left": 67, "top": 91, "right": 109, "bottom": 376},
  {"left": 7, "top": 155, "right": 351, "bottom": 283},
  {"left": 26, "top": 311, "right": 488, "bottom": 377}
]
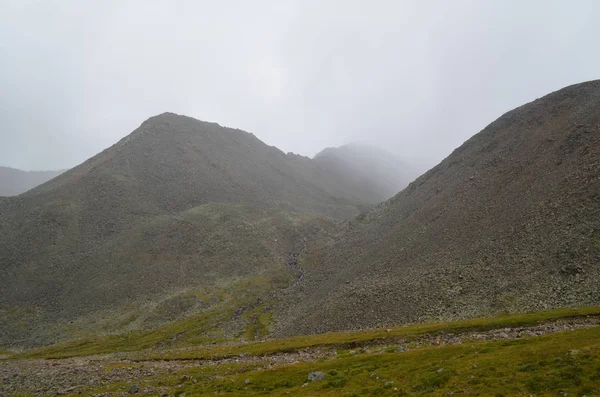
[
  {"left": 15, "top": 269, "right": 291, "bottom": 359},
  {"left": 138, "top": 306, "right": 600, "bottom": 361},
  {"left": 67, "top": 325, "right": 600, "bottom": 396}
]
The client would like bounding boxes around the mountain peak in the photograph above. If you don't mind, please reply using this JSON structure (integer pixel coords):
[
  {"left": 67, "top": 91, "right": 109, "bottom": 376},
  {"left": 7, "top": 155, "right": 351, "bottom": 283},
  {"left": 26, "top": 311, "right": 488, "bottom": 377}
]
[
  {"left": 275, "top": 79, "right": 600, "bottom": 337},
  {"left": 136, "top": 112, "right": 222, "bottom": 134},
  {"left": 313, "top": 142, "right": 415, "bottom": 203}
]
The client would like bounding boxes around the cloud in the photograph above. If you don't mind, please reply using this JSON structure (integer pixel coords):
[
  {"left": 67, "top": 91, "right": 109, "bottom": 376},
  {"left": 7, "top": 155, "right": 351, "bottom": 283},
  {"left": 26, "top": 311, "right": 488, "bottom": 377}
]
[{"left": 1, "top": 0, "right": 598, "bottom": 171}]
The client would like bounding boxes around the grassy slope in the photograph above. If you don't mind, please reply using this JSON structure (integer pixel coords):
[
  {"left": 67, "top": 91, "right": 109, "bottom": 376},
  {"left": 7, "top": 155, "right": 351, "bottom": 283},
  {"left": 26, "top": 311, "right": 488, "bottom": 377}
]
[
  {"left": 14, "top": 307, "right": 600, "bottom": 361},
  {"left": 1, "top": 203, "right": 335, "bottom": 349},
  {"left": 47, "top": 308, "right": 600, "bottom": 396},
  {"left": 13, "top": 273, "right": 287, "bottom": 359},
  {"left": 0, "top": 349, "right": 12, "bottom": 357},
  {"left": 161, "top": 328, "right": 600, "bottom": 396}
]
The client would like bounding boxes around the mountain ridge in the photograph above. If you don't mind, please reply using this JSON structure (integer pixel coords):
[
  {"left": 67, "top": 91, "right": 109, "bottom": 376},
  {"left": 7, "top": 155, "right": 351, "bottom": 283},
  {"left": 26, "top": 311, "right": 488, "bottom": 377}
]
[
  {"left": 0, "top": 112, "right": 413, "bottom": 347},
  {"left": 2, "top": 80, "right": 598, "bottom": 349},
  {"left": 274, "top": 79, "right": 600, "bottom": 336},
  {"left": 0, "top": 166, "right": 64, "bottom": 196}
]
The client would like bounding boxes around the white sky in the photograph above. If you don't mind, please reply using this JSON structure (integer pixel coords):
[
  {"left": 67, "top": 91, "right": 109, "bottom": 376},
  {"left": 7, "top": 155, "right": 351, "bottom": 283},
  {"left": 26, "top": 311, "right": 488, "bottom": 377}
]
[{"left": 1, "top": 0, "right": 599, "bottom": 172}]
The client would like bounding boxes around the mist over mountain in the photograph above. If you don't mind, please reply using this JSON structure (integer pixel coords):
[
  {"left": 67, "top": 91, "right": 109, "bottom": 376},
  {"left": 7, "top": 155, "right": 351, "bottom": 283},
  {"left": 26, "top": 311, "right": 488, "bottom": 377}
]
[
  {"left": 275, "top": 80, "right": 600, "bottom": 336},
  {"left": 313, "top": 143, "right": 415, "bottom": 204},
  {"left": 1, "top": 82, "right": 599, "bottom": 351},
  {"left": 0, "top": 167, "right": 64, "bottom": 196},
  {"left": 2, "top": 2, "right": 600, "bottom": 394},
  {"left": 0, "top": 113, "right": 410, "bottom": 346}
]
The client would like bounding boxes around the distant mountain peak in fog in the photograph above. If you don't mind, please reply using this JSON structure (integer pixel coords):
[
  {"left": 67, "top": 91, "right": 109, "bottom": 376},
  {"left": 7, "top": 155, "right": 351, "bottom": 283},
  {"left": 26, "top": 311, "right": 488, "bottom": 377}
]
[
  {"left": 0, "top": 166, "right": 64, "bottom": 196},
  {"left": 313, "top": 142, "right": 415, "bottom": 204}
]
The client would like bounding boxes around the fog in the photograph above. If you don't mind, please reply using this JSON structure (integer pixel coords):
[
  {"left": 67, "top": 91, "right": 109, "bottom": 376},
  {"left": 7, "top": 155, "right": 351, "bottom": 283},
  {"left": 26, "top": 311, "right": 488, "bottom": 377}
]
[{"left": 1, "top": 0, "right": 599, "bottom": 172}]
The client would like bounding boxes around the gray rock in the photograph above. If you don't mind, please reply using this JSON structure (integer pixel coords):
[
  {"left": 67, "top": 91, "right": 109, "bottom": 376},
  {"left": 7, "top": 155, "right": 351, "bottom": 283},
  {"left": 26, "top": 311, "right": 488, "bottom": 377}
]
[
  {"left": 57, "top": 386, "right": 79, "bottom": 395},
  {"left": 129, "top": 385, "right": 140, "bottom": 394},
  {"left": 307, "top": 371, "right": 326, "bottom": 382}
]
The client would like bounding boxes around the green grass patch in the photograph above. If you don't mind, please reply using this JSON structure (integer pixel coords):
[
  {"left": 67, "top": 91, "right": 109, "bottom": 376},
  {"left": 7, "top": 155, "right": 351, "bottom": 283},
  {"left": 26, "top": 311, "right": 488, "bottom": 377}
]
[
  {"left": 242, "top": 304, "right": 274, "bottom": 341},
  {"left": 14, "top": 306, "right": 600, "bottom": 363},
  {"left": 0, "top": 349, "right": 14, "bottom": 358},
  {"left": 75, "top": 325, "right": 600, "bottom": 396},
  {"left": 15, "top": 271, "right": 290, "bottom": 359},
  {"left": 139, "top": 305, "right": 600, "bottom": 361}
]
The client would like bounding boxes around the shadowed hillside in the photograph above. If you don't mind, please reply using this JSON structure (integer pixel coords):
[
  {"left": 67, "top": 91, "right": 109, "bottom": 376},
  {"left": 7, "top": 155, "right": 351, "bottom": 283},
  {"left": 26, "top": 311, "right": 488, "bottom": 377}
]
[{"left": 275, "top": 80, "right": 600, "bottom": 336}]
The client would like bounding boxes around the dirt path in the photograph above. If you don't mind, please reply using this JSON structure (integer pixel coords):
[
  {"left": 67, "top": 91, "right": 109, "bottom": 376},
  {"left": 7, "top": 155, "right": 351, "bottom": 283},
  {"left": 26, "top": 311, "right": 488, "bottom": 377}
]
[{"left": 2, "top": 316, "right": 599, "bottom": 396}]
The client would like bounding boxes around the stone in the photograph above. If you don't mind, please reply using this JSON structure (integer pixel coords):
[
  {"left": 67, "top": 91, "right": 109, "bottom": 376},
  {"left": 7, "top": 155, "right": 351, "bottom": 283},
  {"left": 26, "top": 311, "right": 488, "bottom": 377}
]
[
  {"left": 307, "top": 371, "right": 326, "bottom": 382},
  {"left": 57, "top": 386, "right": 79, "bottom": 395},
  {"left": 129, "top": 385, "right": 140, "bottom": 394}
]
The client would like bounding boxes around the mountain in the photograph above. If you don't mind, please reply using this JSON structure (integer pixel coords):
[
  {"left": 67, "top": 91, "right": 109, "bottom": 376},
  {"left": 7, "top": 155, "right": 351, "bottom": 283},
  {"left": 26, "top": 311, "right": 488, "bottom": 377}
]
[
  {"left": 275, "top": 80, "right": 600, "bottom": 336},
  {"left": 0, "top": 113, "right": 402, "bottom": 346},
  {"left": 0, "top": 167, "right": 64, "bottom": 196},
  {"left": 313, "top": 143, "right": 414, "bottom": 204},
  {"left": 4, "top": 80, "right": 598, "bottom": 350}
]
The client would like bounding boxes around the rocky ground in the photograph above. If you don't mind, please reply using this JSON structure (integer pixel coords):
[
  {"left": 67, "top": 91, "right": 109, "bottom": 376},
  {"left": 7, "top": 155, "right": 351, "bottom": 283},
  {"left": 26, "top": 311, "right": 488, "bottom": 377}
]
[{"left": 2, "top": 315, "right": 599, "bottom": 396}]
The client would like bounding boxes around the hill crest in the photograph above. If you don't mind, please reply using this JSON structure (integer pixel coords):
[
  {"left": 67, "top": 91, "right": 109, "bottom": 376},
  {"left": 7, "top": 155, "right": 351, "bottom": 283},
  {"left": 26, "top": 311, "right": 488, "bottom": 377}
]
[{"left": 274, "top": 79, "right": 600, "bottom": 336}]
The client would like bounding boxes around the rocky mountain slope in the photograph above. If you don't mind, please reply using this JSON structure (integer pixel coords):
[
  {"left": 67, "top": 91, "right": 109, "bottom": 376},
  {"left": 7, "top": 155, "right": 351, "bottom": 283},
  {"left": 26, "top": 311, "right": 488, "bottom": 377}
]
[
  {"left": 3, "top": 80, "right": 599, "bottom": 350},
  {"left": 313, "top": 143, "right": 414, "bottom": 204},
  {"left": 0, "top": 113, "right": 400, "bottom": 346},
  {"left": 0, "top": 167, "right": 63, "bottom": 196},
  {"left": 275, "top": 80, "right": 600, "bottom": 336}
]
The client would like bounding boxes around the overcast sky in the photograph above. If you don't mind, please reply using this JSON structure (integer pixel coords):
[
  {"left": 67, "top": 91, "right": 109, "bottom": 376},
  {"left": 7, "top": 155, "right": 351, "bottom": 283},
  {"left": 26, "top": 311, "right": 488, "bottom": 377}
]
[{"left": 1, "top": 0, "right": 599, "bottom": 172}]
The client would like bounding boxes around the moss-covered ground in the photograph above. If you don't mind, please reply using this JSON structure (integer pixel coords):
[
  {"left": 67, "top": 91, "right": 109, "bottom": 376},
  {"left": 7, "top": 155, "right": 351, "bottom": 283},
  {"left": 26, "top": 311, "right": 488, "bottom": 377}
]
[
  {"left": 4, "top": 307, "right": 600, "bottom": 396},
  {"left": 13, "top": 272, "right": 286, "bottom": 360},
  {"left": 16, "top": 306, "right": 598, "bottom": 360},
  {"left": 55, "top": 318, "right": 600, "bottom": 396}
]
